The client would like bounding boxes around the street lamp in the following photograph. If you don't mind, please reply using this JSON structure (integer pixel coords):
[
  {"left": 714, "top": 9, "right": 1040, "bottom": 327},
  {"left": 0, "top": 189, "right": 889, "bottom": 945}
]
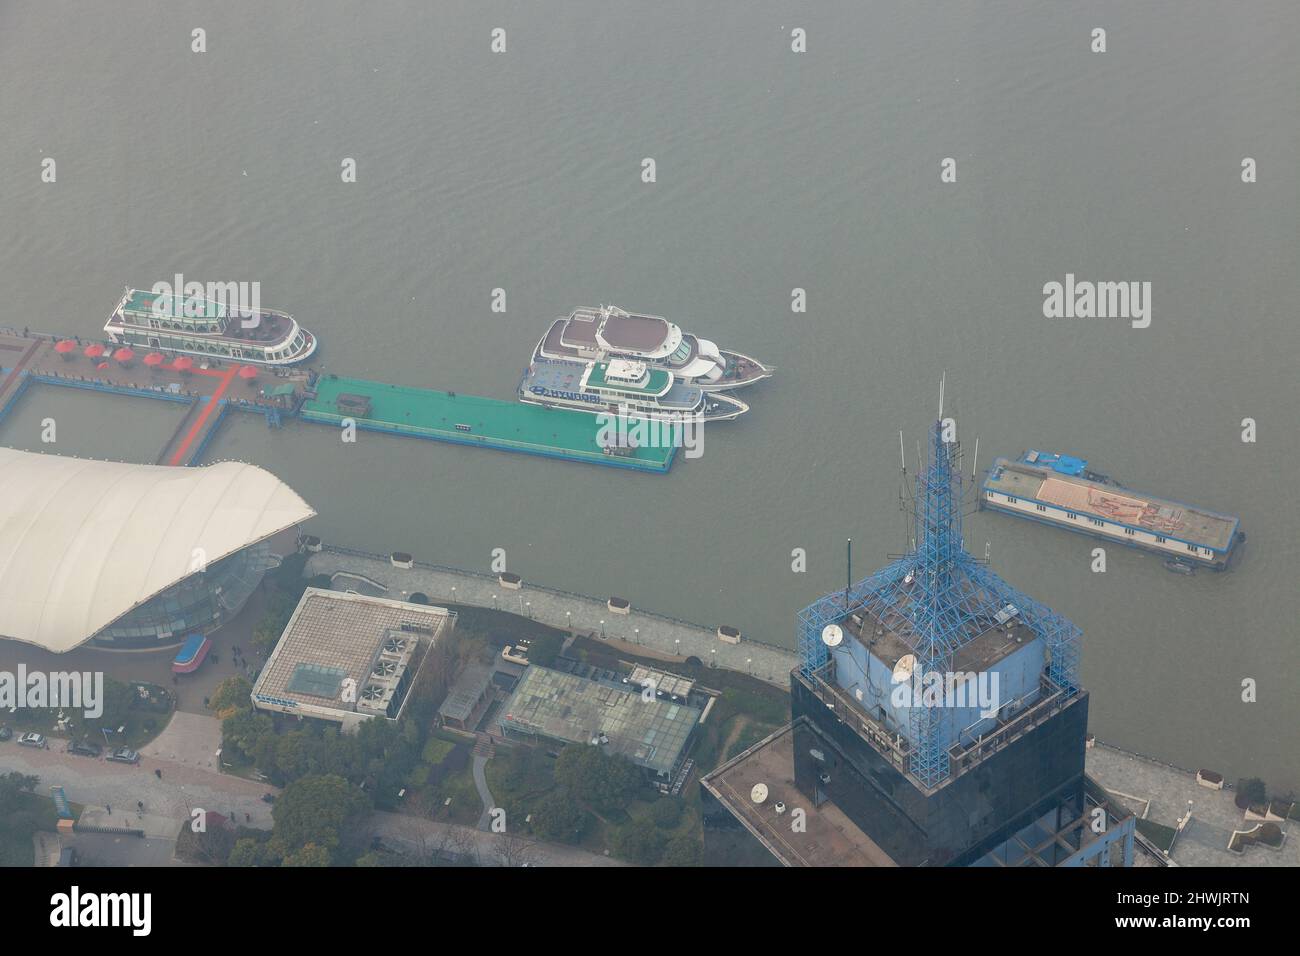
[
  {"left": 634, "top": 627, "right": 639, "bottom": 644},
  {"left": 599, "top": 620, "right": 605, "bottom": 638},
  {"left": 525, "top": 601, "right": 532, "bottom": 619}
]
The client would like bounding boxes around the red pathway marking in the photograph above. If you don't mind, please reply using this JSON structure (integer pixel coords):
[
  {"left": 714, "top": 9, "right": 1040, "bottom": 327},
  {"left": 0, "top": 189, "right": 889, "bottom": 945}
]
[{"left": 167, "top": 364, "right": 241, "bottom": 466}]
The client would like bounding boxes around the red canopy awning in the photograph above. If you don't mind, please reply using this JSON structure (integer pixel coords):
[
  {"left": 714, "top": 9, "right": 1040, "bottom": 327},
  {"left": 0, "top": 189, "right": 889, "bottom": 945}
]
[
  {"left": 83, "top": 343, "right": 105, "bottom": 358},
  {"left": 238, "top": 365, "right": 258, "bottom": 380},
  {"left": 143, "top": 352, "right": 166, "bottom": 367},
  {"left": 172, "top": 356, "right": 194, "bottom": 371},
  {"left": 113, "top": 347, "right": 135, "bottom": 363},
  {"left": 54, "top": 340, "right": 77, "bottom": 354}
]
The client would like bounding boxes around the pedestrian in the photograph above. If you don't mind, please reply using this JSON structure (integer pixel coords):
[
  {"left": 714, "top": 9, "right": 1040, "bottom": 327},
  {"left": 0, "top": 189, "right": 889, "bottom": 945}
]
[
  {"left": 245, "top": 812, "right": 250, "bottom": 823},
  {"left": 106, "top": 804, "right": 111, "bottom": 815},
  {"left": 155, "top": 768, "right": 162, "bottom": 779}
]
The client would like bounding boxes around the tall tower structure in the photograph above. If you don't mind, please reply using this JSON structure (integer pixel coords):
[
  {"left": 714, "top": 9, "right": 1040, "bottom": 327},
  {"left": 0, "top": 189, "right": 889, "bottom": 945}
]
[{"left": 782, "top": 408, "right": 1133, "bottom": 866}]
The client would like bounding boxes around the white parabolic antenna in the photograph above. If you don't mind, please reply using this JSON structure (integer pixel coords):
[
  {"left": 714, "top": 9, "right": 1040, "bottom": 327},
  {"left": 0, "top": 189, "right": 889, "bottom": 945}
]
[
  {"left": 821, "top": 624, "right": 843, "bottom": 648},
  {"left": 892, "top": 653, "right": 917, "bottom": 683},
  {"left": 750, "top": 783, "right": 769, "bottom": 804}
]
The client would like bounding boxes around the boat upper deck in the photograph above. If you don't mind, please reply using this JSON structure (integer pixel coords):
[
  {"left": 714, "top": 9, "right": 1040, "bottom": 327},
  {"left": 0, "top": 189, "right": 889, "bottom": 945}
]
[
  {"left": 556, "top": 307, "right": 673, "bottom": 354},
  {"left": 110, "top": 303, "right": 301, "bottom": 347},
  {"left": 985, "top": 458, "right": 1238, "bottom": 552},
  {"left": 522, "top": 360, "right": 702, "bottom": 409},
  {"left": 543, "top": 315, "right": 700, "bottom": 367}
]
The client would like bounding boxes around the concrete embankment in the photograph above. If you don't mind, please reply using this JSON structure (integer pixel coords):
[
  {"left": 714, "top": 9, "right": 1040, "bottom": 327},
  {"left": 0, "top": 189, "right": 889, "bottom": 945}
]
[{"left": 304, "top": 547, "right": 798, "bottom": 686}]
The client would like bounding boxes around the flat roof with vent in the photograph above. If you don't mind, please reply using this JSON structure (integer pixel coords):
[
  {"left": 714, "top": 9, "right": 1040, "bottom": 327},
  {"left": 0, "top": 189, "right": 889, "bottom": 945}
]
[{"left": 252, "top": 587, "right": 454, "bottom": 723}]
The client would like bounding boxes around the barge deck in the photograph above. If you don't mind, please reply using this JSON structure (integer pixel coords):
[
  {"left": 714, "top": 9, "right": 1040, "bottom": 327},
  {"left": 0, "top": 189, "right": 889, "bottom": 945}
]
[
  {"left": 301, "top": 375, "right": 677, "bottom": 472},
  {"left": 982, "top": 451, "right": 1242, "bottom": 570}
]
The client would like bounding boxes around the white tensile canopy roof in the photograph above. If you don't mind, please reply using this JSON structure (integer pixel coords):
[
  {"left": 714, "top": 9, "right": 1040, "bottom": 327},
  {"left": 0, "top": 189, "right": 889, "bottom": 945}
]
[{"left": 0, "top": 448, "right": 315, "bottom": 653}]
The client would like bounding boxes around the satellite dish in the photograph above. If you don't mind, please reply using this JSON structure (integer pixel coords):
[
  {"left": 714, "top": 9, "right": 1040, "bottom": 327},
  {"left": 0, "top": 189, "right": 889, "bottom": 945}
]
[
  {"left": 892, "top": 654, "right": 917, "bottom": 683},
  {"left": 821, "top": 624, "right": 843, "bottom": 648},
  {"left": 750, "top": 783, "right": 769, "bottom": 804}
]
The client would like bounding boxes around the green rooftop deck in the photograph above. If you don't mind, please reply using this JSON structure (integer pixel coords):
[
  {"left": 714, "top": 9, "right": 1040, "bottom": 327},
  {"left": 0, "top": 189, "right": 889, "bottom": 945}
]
[
  {"left": 301, "top": 375, "right": 677, "bottom": 472},
  {"left": 123, "top": 288, "right": 225, "bottom": 318},
  {"left": 586, "top": 361, "right": 671, "bottom": 394}
]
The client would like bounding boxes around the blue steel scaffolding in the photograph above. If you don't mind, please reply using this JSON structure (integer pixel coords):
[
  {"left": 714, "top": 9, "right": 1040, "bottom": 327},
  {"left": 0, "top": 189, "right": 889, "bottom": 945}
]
[{"left": 798, "top": 418, "right": 1082, "bottom": 790}]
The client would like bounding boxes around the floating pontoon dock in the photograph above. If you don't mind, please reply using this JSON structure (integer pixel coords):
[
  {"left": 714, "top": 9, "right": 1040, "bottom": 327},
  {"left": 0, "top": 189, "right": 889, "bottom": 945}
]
[
  {"left": 0, "top": 328, "right": 678, "bottom": 474},
  {"left": 301, "top": 375, "right": 677, "bottom": 472}
]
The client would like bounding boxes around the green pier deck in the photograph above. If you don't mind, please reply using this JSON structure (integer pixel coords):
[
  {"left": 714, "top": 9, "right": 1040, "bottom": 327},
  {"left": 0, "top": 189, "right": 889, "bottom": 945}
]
[{"left": 300, "top": 376, "right": 677, "bottom": 473}]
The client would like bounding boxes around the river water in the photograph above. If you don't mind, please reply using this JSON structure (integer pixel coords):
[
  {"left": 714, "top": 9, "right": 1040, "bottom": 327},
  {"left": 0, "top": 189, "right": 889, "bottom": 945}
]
[{"left": 1, "top": 1, "right": 1297, "bottom": 789}]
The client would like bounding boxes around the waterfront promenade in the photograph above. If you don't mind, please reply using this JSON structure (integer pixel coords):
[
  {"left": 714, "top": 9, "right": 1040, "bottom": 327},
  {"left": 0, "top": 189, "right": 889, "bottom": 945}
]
[{"left": 304, "top": 547, "right": 798, "bottom": 686}]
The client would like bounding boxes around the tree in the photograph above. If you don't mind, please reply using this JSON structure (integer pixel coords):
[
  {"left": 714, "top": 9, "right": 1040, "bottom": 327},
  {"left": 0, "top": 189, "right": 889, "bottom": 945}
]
[
  {"left": 612, "top": 818, "right": 666, "bottom": 865},
  {"left": 281, "top": 842, "right": 331, "bottom": 867},
  {"left": 0, "top": 772, "right": 38, "bottom": 814},
  {"left": 209, "top": 676, "right": 252, "bottom": 718},
  {"left": 271, "top": 774, "right": 371, "bottom": 864},
  {"left": 227, "top": 838, "right": 266, "bottom": 867},
  {"left": 492, "top": 832, "right": 542, "bottom": 867},
  {"left": 176, "top": 820, "right": 236, "bottom": 865},
  {"left": 554, "top": 745, "right": 642, "bottom": 813},
  {"left": 529, "top": 792, "right": 587, "bottom": 843},
  {"left": 648, "top": 796, "right": 683, "bottom": 829},
  {"left": 661, "top": 834, "right": 702, "bottom": 867},
  {"left": 1236, "top": 777, "right": 1268, "bottom": 810},
  {"left": 525, "top": 631, "right": 564, "bottom": 668},
  {"left": 221, "top": 708, "right": 274, "bottom": 763}
]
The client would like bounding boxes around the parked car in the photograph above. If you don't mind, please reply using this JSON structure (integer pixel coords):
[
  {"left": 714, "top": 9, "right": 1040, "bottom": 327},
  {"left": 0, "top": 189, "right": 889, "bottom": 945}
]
[
  {"left": 106, "top": 747, "right": 140, "bottom": 764},
  {"left": 67, "top": 740, "right": 102, "bottom": 757},
  {"left": 0, "top": 726, "right": 12, "bottom": 741},
  {"left": 17, "top": 732, "right": 47, "bottom": 749},
  {"left": 261, "top": 793, "right": 276, "bottom": 804}
]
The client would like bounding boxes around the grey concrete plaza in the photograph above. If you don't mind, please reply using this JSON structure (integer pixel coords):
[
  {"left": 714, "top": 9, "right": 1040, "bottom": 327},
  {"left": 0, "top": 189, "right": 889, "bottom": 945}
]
[{"left": 1087, "top": 742, "right": 1297, "bottom": 867}]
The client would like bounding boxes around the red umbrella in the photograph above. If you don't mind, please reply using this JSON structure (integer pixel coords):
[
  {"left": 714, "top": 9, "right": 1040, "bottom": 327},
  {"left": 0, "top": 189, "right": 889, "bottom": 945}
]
[
  {"left": 172, "top": 356, "right": 194, "bottom": 373},
  {"left": 143, "top": 352, "right": 166, "bottom": 368},
  {"left": 113, "top": 347, "right": 135, "bottom": 365},
  {"left": 96, "top": 361, "right": 109, "bottom": 370},
  {"left": 84, "top": 343, "right": 105, "bottom": 358},
  {"left": 54, "top": 339, "right": 77, "bottom": 357},
  {"left": 238, "top": 365, "right": 258, "bottom": 382}
]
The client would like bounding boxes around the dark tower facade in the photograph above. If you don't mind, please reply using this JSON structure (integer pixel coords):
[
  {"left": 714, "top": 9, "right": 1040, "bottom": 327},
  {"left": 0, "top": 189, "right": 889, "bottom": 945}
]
[{"left": 788, "top": 416, "right": 1133, "bottom": 866}]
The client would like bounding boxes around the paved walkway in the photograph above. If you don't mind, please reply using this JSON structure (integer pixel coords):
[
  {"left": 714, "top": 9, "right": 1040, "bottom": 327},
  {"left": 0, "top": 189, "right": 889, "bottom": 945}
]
[
  {"left": 306, "top": 549, "right": 798, "bottom": 685},
  {"left": 1087, "top": 742, "right": 1298, "bottom": 867},
  {"left": 472, "top": 754, "right": 495, "bottom": 831}
]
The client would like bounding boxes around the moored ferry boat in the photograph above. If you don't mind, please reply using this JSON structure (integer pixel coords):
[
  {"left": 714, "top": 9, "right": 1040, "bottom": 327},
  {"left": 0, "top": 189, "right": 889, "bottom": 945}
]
[
  {"left": 519, "top": 357, "right": 748, "bottom": 422},
  {"left": 981, "top": 450, "right": 1244, "bottom": 571},
  {"left": 104, "top": 287, "right": 317, "bottom": 366},
  {"left": 534, "top": 305, "right": 771, "bottom": 390}
]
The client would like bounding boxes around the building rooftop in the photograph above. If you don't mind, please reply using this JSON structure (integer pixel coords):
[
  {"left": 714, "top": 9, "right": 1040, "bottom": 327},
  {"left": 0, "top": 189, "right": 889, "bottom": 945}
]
[
  {"left": 985, "top": 458, "right": 1238, "bottom": 552},
  {"left": 627, "top": 665, "right": 694, "bottom": 700},
  {"left": 841, "top": 597, "right": 1037, "bottom": 675},
  {"left": 702, "top": 721, "right": 897, "bottom": 867},
  {"left": 500, "top": 665, "right": 700, "bottom": 776},
  {"left": 252, "top": 588, "right": 452, "bottom": 720},
  {"left": 0, "top": 448, "right": 314, "bottom": 653},
  {"left": 438, "top": 662, "right": 495, "bottom": 724}
]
